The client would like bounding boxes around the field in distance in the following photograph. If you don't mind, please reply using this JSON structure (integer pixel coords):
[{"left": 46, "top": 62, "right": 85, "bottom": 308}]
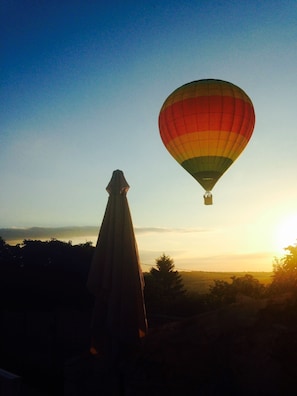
[{"left": 180, "top": 271, "right": 273, "bottom": 294}]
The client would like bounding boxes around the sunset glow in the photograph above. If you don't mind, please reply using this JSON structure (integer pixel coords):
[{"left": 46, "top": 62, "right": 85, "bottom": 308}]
[{"left": 275, "top": 214, "right": 297, "bottom": 254}]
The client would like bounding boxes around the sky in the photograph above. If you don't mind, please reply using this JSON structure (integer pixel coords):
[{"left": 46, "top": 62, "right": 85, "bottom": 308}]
[{"left": 1, "top": 0, "right": 297, "bottom": 272}]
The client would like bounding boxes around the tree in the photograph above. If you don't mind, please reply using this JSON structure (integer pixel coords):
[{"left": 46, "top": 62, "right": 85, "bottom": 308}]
[
  {"left": 270, "top": 240, "right": 297, "bottom": 294},
  {"left": 0, "top": 236, "right": 16, "bottom": 262},
  {"left": 144, "top": 254, "right": 186, "bottom": 316}
]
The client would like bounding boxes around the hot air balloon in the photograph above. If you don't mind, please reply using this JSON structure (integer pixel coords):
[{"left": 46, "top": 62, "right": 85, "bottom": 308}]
[{"left": 158, "top": 79, "right": 255, "bottom": 205}]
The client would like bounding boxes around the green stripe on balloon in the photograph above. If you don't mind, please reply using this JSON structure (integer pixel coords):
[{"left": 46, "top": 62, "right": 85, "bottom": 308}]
[{"left": 181, "top": 156, "right": 233, "bottom": 191}]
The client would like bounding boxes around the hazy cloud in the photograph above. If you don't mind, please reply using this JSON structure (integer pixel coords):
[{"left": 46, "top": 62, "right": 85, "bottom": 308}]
[
  {"left": 0, "top": 225, "right": 209, "bottom": 244},
  {"left": 0, "top": 226, "right": 275, "bottom": 272},
  {"left": 0, "top": 226, "right": 99, "bottom": 243},
  {"left": 135, "top": 227, "right": 210, "bottom": 234},
  {"left": 181, "top": 251, "right": 275, "bottom": 272}
]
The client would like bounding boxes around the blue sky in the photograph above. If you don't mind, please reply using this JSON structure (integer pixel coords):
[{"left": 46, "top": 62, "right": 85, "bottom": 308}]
[{"left": 1, "top": 0, "right": 297, "bottom": 271}]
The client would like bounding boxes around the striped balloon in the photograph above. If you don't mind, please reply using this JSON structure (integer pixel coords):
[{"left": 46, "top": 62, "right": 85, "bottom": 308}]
[{"left": 158, "top": 79, "right": 255, "bottom": 204}]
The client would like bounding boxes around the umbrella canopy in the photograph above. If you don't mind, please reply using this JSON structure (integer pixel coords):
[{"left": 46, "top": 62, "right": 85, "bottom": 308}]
[{"left": 87, "top": 170, "right": 147, "bottom": 357}]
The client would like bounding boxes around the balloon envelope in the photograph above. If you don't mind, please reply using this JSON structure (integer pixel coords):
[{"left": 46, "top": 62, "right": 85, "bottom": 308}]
[{"left": 158, "top": 79, "right": 255, "bottom": 201}]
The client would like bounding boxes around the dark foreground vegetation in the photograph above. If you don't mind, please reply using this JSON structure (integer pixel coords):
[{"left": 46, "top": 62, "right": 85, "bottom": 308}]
[{"left": 0, "top": 237, "right": 297, "bottom": 395}]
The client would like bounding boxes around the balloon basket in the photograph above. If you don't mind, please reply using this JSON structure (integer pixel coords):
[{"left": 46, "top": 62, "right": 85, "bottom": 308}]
[{"left": 204, "top": 192, "right": 213, "bottom": 205}]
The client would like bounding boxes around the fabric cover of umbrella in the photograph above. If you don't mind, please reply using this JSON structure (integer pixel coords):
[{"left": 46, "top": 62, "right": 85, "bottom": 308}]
[{"left": 87, "top": 170, "right": 147, "bottom": 357}]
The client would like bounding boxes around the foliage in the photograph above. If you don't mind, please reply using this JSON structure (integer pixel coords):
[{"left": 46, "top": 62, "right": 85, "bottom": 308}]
[
  {"left": 269, "top": 240, "right": 297, "bottom": 295},
  {"left": 209, "top": 274, "right": 266, "bottom": 305}
]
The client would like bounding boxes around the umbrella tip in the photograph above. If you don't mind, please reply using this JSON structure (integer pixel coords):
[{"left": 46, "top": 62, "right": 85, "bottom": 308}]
[{"left": 107, "top": 170, "right": 130, "bottom": 194}]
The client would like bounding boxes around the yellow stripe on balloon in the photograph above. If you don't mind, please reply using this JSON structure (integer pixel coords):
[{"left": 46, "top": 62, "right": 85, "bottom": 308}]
[{"left": 165, "top": 131, "right": 249, "bottom": 164}]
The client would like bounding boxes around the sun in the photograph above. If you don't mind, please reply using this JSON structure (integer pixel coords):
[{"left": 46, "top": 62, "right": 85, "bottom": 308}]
[{"left": 275, "top": 213, "right": 297, "bottom": 253}]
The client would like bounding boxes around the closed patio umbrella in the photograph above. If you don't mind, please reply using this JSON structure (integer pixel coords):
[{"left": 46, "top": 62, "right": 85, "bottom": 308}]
[{"left": 87, "top": 170, "right": 147, "bottom": 360}]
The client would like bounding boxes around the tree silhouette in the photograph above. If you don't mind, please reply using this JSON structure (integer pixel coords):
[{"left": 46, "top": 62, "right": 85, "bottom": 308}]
[
  {"left": 0, "top": 236, "right": 16, "bottom": 262},
  {"left": 270, "top": 240, "right": 297, "bottom": 294},
  {"left": 144, "top": 254, "right": 186, "bottom": 316}
]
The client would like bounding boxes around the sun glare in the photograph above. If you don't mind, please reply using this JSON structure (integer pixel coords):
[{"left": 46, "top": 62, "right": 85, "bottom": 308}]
[{"left": 275, "top": 214, "right": 297, "bottom": 253}]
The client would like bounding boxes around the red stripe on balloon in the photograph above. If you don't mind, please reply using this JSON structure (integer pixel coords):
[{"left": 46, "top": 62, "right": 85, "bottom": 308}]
[{"left": 159, "top": 96, "right": 255, "bottom": 146}]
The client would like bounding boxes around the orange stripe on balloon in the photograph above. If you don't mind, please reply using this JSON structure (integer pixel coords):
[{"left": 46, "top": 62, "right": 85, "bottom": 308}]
[{"left": 163, "top": 131, "right": 249, "bottom": 164}]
